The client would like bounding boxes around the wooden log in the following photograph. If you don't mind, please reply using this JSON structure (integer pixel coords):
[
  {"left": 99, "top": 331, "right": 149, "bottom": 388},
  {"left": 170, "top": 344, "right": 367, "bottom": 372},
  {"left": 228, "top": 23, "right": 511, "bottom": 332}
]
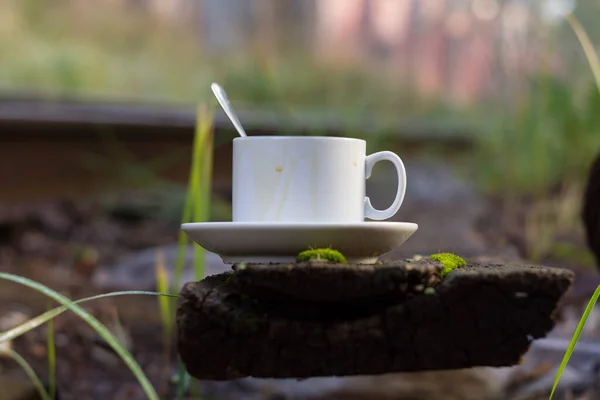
[{"left": 176, "top": 260, "right": 574, "bottom": 380}]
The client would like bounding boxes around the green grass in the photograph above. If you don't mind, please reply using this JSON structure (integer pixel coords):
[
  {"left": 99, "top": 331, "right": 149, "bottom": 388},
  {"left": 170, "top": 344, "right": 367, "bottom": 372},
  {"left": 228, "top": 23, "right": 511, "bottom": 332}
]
[
  {"left": 0, "top": 4, "right": 238, "bottom": 383},
  {"left": 0, "top": 289, "right": 178, "bottom": 399},
  {"left": 192, "top": 104, "right": 215, "bottom": 280},
  {"left": 171, "top": 103, "right": 215, "bottom": 294},
  {"left": 0, "top": 1, "right": 457, "bottom": 127},
  {"left": 46, "top": 303, "right": 56, "bottom": 400},
  {"left": 567, "top": 14, "right": 600, "bottom": 94},
  {"left": 156, "top": 249, "right": 173, "bottom": 390},
  {"left": 415, "top": 243, "right": 599, "bottom": 400},
  {"left": 0, "top": 290, "right": 176, "bottom": 343},
  {"left": 0, "top": 273, "right": 174, "bottom": 400},
  {"left": 459, "top": 10, "right": 600, "bottom": 263},
  {"left": 470, "top": 63, "right": 600, "bottom": 262},
  {"left": 2, "top": 348, "right": 52, "bottom": 400},
  {"left": 174, "top": 361, "right": 190, "bottom": 400},
  {"left": 550, "top": 285, "right": 600, "bottom": 399},
  {"left": 0, "top": 99, "right": 214, "bottom": 397},
  {"left": 156, "top": 251, "right": 172, "bottom": 338}
]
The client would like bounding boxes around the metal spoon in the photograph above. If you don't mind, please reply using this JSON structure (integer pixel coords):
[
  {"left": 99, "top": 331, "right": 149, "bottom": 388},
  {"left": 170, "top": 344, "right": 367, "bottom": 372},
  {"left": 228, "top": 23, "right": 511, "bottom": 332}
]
[{"left": 211, "top": 82, "right": 247, "bottom": 137}]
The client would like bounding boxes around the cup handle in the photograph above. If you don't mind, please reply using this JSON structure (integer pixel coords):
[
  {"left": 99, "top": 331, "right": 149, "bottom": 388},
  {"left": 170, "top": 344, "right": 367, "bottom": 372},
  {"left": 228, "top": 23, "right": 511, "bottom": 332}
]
[{"left": 364, "top": 151, "right": 407, "bottom": 220}]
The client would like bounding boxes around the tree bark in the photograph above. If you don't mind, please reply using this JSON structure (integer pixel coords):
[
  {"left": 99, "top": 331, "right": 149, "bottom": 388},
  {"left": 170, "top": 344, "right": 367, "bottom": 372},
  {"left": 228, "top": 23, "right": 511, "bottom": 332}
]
[{"left": 177, "top": 260, "right": 574, "bottom": 380}]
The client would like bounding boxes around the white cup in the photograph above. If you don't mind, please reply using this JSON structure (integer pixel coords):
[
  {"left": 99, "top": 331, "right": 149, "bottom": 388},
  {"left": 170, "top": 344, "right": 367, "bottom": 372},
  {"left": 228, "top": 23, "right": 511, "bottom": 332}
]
[{"left": 232, "top": 136, "right": 407, "bottom": 223}]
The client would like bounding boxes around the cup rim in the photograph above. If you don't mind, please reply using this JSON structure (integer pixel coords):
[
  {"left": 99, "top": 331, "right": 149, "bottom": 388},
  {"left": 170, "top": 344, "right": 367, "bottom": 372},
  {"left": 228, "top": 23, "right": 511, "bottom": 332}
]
[{"left": 233, "top": 136, "right": 365, "bottom": 143}]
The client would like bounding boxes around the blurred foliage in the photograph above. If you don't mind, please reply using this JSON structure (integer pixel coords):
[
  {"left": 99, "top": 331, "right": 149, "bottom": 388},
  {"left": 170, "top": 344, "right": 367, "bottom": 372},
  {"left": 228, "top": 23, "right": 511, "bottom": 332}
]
[
  {"left": 547, "top": 241, "right": 596, "bottom": 269},
  {"left": 474, "top": 75, "right": 600, "bottom": 196},
  {"left": 0, "top": 0, "right": 450, "bottom": 122},
  {"left": 467, "top": 13, "right": 600, "bottom": 262},
  {"left": 4, "top": 1, "right": 600, "bottom": 238},
  {"left": 470, "top": 74, "right": 600, "bottom": 261}
]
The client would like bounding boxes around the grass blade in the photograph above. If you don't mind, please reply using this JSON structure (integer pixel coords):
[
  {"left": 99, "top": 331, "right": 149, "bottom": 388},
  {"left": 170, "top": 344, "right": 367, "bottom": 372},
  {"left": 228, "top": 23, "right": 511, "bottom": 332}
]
[
  {"left": 0, "top": 290, "right": 177, "bottom": 344},
  {"left": 3, "top": 349, "right": 52, "bottom": 400},
  {"left": 566, "top": 14, "right": 600, "bottom": 94},
  {"left": 191, "top": 104, "right": 207, "bottom": 229},
  {"left": 190, "top": 105, "right": 207, "bottom": 280},
  {"left": 198, "top": 105, "right": 215, "bottom": 280},
  {"left": 156, "top": 248, "right": 174, "bottom": 397},
  {"left": 172, "top": 171, "right": 195, "bottom": 296},
  {"left": 170, "top": 102, "right": 216, "bottom": 398},
  {"left": 47, "top": 302, "right": 56, "bottom": 400},
  {"left": 190, "top": 378, "right": 201, "bottom": 398},
  {"left": 175, "top": 359, "right": 189, "bottom": 400},
  {"left": 155, "top": 249, "right": 172, "bottom": 343},
  {"left": 0, "top": 272, "right": 162, "bottom": 400},
  {"left": 171, "top": 102, "right": 215, "bottom": 293},
  {"left": 549, "top": 284, "right": 600, "bottom": 399},
  {"left": 172, "top": 217, "right": 192, "bottom": 295},
  {"left": 191, "top": 104, "right": 213, "bottom": 280}
]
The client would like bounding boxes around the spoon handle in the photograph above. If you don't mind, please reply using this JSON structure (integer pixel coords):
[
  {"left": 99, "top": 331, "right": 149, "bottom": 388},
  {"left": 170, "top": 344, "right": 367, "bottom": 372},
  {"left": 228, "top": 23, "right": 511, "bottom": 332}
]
[{"left": 211, "top": 83, "right": 247, "bottom": 137}]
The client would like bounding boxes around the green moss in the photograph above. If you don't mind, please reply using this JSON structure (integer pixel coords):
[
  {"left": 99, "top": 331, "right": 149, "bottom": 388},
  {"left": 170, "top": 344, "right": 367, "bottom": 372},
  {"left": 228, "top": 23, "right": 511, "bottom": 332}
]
[
  {"left": 430, "top": 253, "right": 466, "bottom": 277},
  {"left": 296, "top": 248, "right": 347, "bottom": 264}
]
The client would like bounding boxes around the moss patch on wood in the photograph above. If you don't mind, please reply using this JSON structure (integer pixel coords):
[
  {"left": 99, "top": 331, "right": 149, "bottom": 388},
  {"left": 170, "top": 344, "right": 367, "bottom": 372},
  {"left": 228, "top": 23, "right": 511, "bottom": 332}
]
[
  {"left": 430, "top": 253, "right": 466, "bottom": 277},
  {"left": 296, "top": 248, "right": 348, "bottom": 264}
]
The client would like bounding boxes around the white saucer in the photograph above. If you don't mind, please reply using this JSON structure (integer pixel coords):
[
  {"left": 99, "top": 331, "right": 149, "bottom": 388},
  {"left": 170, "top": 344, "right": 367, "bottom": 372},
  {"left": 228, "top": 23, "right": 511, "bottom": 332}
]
[{"left": 181, "top": 221, "right": 418, "bottom": 265}]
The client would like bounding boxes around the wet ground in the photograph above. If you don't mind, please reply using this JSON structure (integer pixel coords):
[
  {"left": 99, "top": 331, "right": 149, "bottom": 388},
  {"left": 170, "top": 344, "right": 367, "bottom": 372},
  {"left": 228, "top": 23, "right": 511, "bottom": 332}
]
[{"left": 2, "top": 159, "right": 600, "bottom": 399}]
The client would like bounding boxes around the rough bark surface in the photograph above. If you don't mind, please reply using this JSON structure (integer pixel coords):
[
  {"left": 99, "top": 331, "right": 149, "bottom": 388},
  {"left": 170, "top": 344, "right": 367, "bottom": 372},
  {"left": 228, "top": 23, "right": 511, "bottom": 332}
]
[
  {"left": 177, "top": 260, "right": 574, "bottom": 381},
  {"left": 231, "top": 260, "right": 444, "bottom": 303}
]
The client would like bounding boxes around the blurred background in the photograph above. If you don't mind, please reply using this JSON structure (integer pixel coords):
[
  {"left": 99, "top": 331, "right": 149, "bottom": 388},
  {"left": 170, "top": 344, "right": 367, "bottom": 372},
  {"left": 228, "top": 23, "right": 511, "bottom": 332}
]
[{"left": 2, "top": 0, "right": 600, "bottom": 399}]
